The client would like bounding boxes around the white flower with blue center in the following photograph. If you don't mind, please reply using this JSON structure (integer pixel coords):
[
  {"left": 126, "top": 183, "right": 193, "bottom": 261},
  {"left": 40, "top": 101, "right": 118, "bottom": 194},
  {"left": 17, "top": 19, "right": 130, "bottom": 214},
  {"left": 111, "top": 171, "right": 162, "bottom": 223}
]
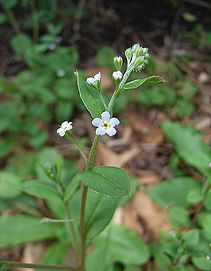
[
  {"left": 86, "top": 72, "right": 101, "bottom": 88},
  {"left": 57, "top": 121, "right": 73, "bottom": 137},
  {"left": 92, "top": 111, "right": 120, "bottom": 136}
]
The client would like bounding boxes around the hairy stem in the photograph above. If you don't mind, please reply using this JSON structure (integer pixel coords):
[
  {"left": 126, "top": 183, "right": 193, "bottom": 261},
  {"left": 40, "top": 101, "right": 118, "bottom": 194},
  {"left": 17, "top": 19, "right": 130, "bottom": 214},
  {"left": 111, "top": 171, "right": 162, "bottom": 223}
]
[
  {"left": 0, "top": 261, "right": 78, "bottom": 270},
  {"left": 79, "top": 135, "right": 100, "bottom": 270},
  {"left": 107, "top": 64, "right": 134, "bottom": 113}
]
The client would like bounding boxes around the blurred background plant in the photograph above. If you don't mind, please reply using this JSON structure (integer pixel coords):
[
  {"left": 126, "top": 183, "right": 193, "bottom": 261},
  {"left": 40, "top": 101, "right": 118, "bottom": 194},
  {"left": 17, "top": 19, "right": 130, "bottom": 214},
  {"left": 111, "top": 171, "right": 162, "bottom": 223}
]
[{"left": 0, "top": 0, "right": 211, "bottom": 270}]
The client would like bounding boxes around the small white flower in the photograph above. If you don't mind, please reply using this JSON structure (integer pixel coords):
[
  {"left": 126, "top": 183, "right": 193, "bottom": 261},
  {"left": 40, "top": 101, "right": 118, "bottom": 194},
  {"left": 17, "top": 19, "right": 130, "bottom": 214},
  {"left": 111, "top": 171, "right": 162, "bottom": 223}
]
[
  {"left": 112, "top": 70, "right": 123, "bottom": 80},
  {"left": 92, "top": 111, "right": 120, "bottom": 136},
  {"left": 206, "top": 255, "right": 211, "bottom": 260},
  {"left": 209, "top": 162, "right": 211, "bottom": 168},
  {"left": 57, "top": 69, "right": 66, "bottom": 77},
  {"left": 57, "top": 121, "right": 73, "bottom": 137},
  {"left": 86, "top": 72, "right": 101, "bottom": 88},
  {"left": 48, "top": 43, "right": 56, "bottom": 50}
]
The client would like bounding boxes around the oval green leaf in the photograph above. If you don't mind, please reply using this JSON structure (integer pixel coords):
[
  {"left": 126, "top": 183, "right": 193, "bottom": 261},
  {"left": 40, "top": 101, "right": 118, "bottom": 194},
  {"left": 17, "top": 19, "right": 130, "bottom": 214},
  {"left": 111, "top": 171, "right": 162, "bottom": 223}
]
[{"left": 79, "top": 166, "right": 131, "bottom": 197}]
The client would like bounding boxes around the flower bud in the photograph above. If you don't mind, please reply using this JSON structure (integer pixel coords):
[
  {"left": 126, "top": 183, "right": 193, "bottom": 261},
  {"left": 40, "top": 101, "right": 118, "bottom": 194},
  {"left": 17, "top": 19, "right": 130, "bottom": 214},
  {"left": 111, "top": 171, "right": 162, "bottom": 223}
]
[
  {"left": 114, "top": 56, "right": 123, "bottom": 70},
  {"left": 125, "top": 48, "right": 132, "bottom": 60},
  {"left": 132, "top": 44, "right": 141, "bottom": 56},
  {"left": 112, "top": 70, "right": 123, "bottom": 81}
]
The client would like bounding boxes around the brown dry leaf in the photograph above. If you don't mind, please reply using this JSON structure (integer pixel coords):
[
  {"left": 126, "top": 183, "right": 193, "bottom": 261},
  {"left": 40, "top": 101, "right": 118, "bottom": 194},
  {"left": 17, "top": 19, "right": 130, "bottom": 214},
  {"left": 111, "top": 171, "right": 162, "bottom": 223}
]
[
  {"left": 128, "top": 113, "right": 163, "bottom": 144},
  {"left": 137, "top": 170, "right": 161, "bottom": 185},
  {"left": 18, "top": 243, "right": 45, "bottom": 271},
  {"left": 123, "top": 191, "right": 171, "bottom": 240},
  {"left": 96, "top": 142, "right": 140, "bottom": 167},
  {"left": 85, "top": 67, "right": 112, "bottom": 89}
]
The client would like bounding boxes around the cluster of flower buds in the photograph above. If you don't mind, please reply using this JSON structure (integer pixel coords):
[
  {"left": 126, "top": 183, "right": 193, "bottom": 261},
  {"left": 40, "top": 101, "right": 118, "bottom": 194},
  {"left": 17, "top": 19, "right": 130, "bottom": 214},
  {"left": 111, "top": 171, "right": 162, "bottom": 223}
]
[{"left": 125, "top": 44, "right": 150, "bottom": 72}]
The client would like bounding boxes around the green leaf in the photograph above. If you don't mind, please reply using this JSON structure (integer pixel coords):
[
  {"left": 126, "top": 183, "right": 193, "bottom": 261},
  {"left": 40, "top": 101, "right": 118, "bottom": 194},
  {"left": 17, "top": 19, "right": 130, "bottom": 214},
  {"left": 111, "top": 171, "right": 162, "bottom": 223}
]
[
  {"left": 55, "top": 100, "right": 73, "bottom": 123},
  {"left": 0, "top": 171, "right": 22, "bottom": 199},
  {"left": 70, "top": 189, "right": 118, "bottom": 240},
  {"left": 175, "top": 99, "right": 194, "bottom": 117},
  {"left": 75, "top": 70, "right": 105, "bottom": 118},
  {"left": 22, "top": 180, "right": 61, "bottom": 201},
  {"left": 183, "top": 229, "right": 199, "bottom": 248},
  {"left": 124, "top": 76, "right": 165, "bottom": 91},
  {"left": 36, "top": 148, "right": 63, "bottom": 182},
  {"left": 2, "top": 0, "right": 17, "bottom": 8},
  {"left": 97, "top": 46, "right": 117, "bottom": 68},
  {"left": 10, "top": 34, "right": 32, "bottom": 58},
  {"left": 95, "top": 224, "right": 149, "bottom": 265},
  {"left": 0, "top": 215, "right": 57, "bottom": 248},
  {"left": 168, "top": 206, "right": 190, "bottom": 228},
  {"left": 6, "top": 153, "right": 37, "bottom": 178},
  {"left": 204, "top": 32, "right": 211, "bottom": 47},
  {"left": 55, "top": 79, "right": 77, "bottom": 100},
  {"left": 162, "top": 121, "right": 211, "bottom": 177},
  {"left": 138, "top": 86, "right": 176, "bottom": 107},
  {"left": 0, "top": 101, "right": 20, "bottom": 132},
  {"left": 149, "top": 177, "right": 200, "bottom": 207},
  {"left": 0, "top": 13, "right": 7, "bottom": 24},
  {"left": 79, "top": 166, "right": 131, "bottom": 197},
  {"left": 85, "top": 190, "right": 119, "bottom": 239},
  {"left": 42, "top": 242, "right": 69, "bottom": 267},
  {"left": 192, "top": 257, "right": 211, "bottom": 271},
  {"left": 186, "top": 188, "right": 203, "bottom": 204},
  {"left": 64, "top": 176, "right": 80, "bottom": 202},
  {"left": 0, "top": 137, "right": 15, "bottom": 158},
  {"left": 204, "top": 189, "right": 211, "bottom": 211},
  {"left": 198, "top": 212, "right": 211, "bottom": 238}
]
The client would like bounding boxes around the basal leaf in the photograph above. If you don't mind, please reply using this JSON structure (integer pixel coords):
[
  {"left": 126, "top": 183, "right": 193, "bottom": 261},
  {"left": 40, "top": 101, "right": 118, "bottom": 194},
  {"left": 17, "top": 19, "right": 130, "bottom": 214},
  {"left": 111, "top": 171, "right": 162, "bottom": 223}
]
[
  {"left": 22, "top": 180, "right": 61, "bottom": 201},
  {"left": 0, "top": 171, "right": 22, "bottom": 198},
  {"left": 162, "top": 121, "right": 211, "bottom": 177},
  {"left": 94, "top": 224, "right": 149, "bottom": 265},
  {"left": 0, "top": 215, "right": 57, "bottom": 248},
  {"left": 149, "top": 177, "right": 200, "bottom": 207}
]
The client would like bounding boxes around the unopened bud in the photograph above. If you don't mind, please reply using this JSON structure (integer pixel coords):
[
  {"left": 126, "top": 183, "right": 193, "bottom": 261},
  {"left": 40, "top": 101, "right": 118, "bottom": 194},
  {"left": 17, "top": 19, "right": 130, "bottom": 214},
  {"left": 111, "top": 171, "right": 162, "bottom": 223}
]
[
  {"left": 125, "top": 48, "right": 132, "bottom": 60},
  {"left": 114, "top": 56, "right": 123, "bottom": 70}
]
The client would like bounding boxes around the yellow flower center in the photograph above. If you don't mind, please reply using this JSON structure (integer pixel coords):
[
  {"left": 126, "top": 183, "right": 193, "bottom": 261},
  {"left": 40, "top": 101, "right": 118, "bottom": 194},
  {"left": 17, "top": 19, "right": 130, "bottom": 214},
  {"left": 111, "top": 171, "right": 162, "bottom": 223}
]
[{"left": 102, "top": 121, "right": 109, "bottom": 130}]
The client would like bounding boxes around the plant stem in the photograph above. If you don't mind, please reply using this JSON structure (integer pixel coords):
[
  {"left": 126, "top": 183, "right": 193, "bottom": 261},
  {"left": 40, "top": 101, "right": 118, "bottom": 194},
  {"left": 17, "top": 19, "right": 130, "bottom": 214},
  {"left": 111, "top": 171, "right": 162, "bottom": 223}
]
[
  {"left": 107, "top": 64, "right": 133, "bottom": 113},
  {"left": 0, "top": 261, "right": 78, "bottom": 270},
  {"left": 67, "top": 132, "right": 87, "bottom": 162},
  {"left": 79, "top": 135, "right": 100, "bottom": 270},
  {"left": 31, "top": 0, "right": 39, "bottom": 43},
  {"left": 1, "top": 2, "right": 21, "bottom": 35}
]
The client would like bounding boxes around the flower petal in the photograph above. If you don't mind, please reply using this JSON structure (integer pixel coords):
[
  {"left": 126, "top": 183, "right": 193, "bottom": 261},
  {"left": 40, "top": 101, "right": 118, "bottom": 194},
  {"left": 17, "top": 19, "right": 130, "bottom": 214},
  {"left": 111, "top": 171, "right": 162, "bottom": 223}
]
[
  {"left": 106, "top": 127, "right": 117, "bottom": 136},
  {"left": 66, "top": 122, "right": 73, "bottom": 130},
  {"left": 101, "top": 111, "right": 110, "bottom": 121},
  {"left": 57, "top": 128, "right": 65, "bottom": 137},
  {"left": 109, "top": 117, "right": 120, "bottom": 126},
  {"left": 96, "top": 127, "right": 106, "bottom": 136},
  {"left": 86, "top": 77, "right": 94, "bottom": 85},
  {"left": 92, "top": 118, "right": 102, "bottom": 127},
  {"left": 61, "top": 121, "right": 68, "bottom": 129},
  {"left": 94, "top": 72, "right": 101, "bottom": 82}
]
